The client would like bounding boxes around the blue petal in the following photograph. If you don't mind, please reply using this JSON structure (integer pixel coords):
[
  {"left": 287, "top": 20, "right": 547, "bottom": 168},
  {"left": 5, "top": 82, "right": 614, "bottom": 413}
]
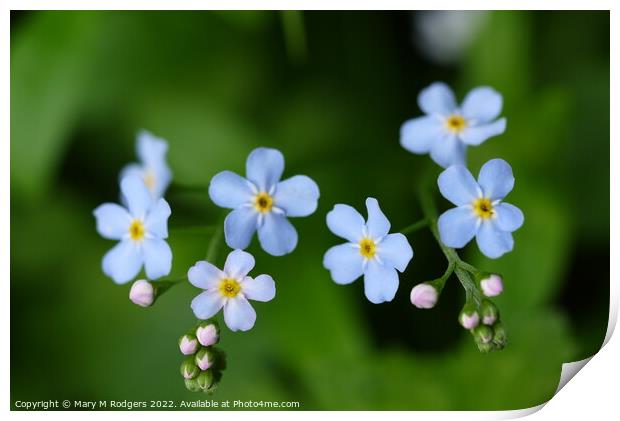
[
  {"left": 437, "top": 165, "right": 480, "bottom": 206},
  {"left": 363, "top": 260, "right": 399, "bottom": 304},
  {"left": 459, "top": 119, "right": 506, "bottom": 146},
  {"left": 377, "top": 233, "right": 413, "bottom": 272},
  {"left": 144, "top": 198, "right": 171, "bottom": 238},
  {"left": 120, "top": 175, "right": 153, "bottom": 218},
  {"left": 102, "top": 240, "right": 143, "bottom": 284},
  {"left": 494, "top": 203, "right": 524, "bottom": 232},
  {"left": 326, "top": 204, "right": 365, "bottom": 242},
  {"left": 223, "top": 249, "right": 255, "bottom": 279},
  {"left": 143, "top": 238, "right": 172, "bottom": 280},
  {"left": 400, "top": 116, "right": 444, "bottom": 154},
  {"left": 273, "top": 175, "right": 320, "bottom": 217},
  {"left": 223, "top": 296, "right": 256, "bottom": 332},
  {"left": 94, "top": 203, "right": 131, "bottom": 240},
  {"left": 257, "top": 213, "right": 298, "bottom": 256},
  {"left": 418, "top": 82, "right": 457, "bottom": 115},
  {"left": 241, "top": 274, "right": 276, "bottom": 302},
  {"left": 323, "top": 243, "right": 364, "bottom": 285},
  {"left": 149, "top": 162, "right": 172, "bottom": 199},
  {"left": 476, "top": 221, "right": 514, "bottom": 259},
  {"left": 209, "top": 171, "right": 254, "bottom": 209},
  {"left": 429, "top": 134, "right": 466, "bottom": 168},
  {"left": 461, "top": 87, "right": 503, "bottom": 123},
  {"left": 136, "top": 130, "right": 168, "bottom": 166},
  {"left": 477, "top": 159, "right": 514, "bottom": 200},
  {"left": 224, "top": 207, "right": 259, "bottom": 250},
  {"left": 438, "top": 206, "right": 479, "bottom": 248},
  {"left": 365, "top": 197, "right": 390, "bottom": 239},
  {"left": 191, "top": 290, "right": 225, "bottom": 319},
  {"left": 188, "top": 261, "right": 224, "bottom": 289},
  {"left": 246, "top": 147, "right": 284, "bottom": 191}
]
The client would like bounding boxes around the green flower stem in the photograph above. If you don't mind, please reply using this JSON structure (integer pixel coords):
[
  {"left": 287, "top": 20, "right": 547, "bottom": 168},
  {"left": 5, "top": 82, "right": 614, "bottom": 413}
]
[
  {"left": 280, "top": 11, "right": 307, "bottom": 63},
  {"left": 152, "top": 277, "right": 186, "bottom": 302},
  {"left": 399, "top": 218, "right": 429, "bottom": 235},
  {"left": 205, "top": 219, "right": 225, "bottom": 263}
]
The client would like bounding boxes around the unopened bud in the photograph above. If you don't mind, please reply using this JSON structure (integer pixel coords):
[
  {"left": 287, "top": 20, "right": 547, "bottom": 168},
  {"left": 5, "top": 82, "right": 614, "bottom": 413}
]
[
  {"left": 195, "top": 347, "right": 215, "bottom": 371},
  {"left": 184, "top": 378, "right": 201, "bottom": 392},
  {"left": 492, "top": 322, "right": 507, "bottom": 349},
  {"left": 180, "top": 358, "right": 199, "bottom": 380},
  {"left": 480, "top": 300, "right": 499, "bottom": 325},
  {"left": 473, "top": 325, "right": 494, "bottom": 344},
  {"left": 477, "top": 341, "right": 495, "bottom": 353},
  {"left": 179, "top": 334, "right": 199, "bottom": 355},
  {"left": 410, "top": 283, "right": 438, "bottom": 309},
  {"left": 196, "top": 322, "right": 219, "bottom": 346},
  {"left": 129, "top": 279, "right": 155, "bottom": 307},
  {"left": 459, "top": 304, "right": 479, "bottom": 329},
  {"left": 197, "top": 370, "right": 214, "bottom": 391},
  {"left": 480, "top": 274, "right": 503, "bottom": 297}
]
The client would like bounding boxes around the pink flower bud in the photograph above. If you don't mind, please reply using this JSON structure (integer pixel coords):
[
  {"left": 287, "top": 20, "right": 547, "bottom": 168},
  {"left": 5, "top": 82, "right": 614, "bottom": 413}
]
[
  {"left": 196, "top": 324, "right": 219, "bottom": 347},
  {"left": 129, "top": 279, "right": 155, "bottom": 307},
  {"left": 459, "top": 311, "right": 480, "bottom": 330},
  {"left": 410, "top": 283, "right": 438, "bottom": 309},
  {"left": 195, "top": 348, "right": 214, "bottom": 371},
  {"left": 179, "top": 335, "right": 198, "bottom": 355},
  {"left": 480, "top": 274, "right": 503, "bottom": 297}
]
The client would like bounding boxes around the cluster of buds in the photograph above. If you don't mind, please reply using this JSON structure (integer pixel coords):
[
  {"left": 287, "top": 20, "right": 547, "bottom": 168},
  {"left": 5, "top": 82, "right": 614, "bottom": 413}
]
[{"left": 178, "top": 319, "right": 226, "bottom": 393}]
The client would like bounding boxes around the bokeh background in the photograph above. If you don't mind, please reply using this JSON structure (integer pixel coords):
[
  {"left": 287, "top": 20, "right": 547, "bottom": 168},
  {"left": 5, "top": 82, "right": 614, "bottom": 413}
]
[{"left": 11, "top": 11, "right": 610, "bottom": 410}]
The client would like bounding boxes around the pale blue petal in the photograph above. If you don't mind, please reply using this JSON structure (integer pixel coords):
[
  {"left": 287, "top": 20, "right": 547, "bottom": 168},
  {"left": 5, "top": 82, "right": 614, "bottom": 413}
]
[
  {"left": 437, "top": 165, "right": 480, "bottom": 206},
  {"left": 418, "top": 82, "right": 457, "bottom": 115},
  {"left": 137, "top": 130, "right": 168, "bottom": 166},
  {"left": 150, "top": 163, "right": 172, "bottom": 199},
  {"left": 246, "top": 147, "right": 284, "bottom": 191},
  {"left": 365, "top": 197, "right": 390, "bottom": 239},
  {"left": 459, "top": 119, "right": 506, "bottom": 146},
  {"left": 323, "top": 243, "right": 364, "bottom": 285},
  {"left": 326, "top": 204, "right": 365, "bottom": 242},
  {"left": 477, "top": 159, "right": 514, "bottom": 200},
  {"left": 461, "top": 86, "right": 503, "bottom": 123},
  {"left": 120, "top": 175, "right": 152, "bottom": 218},
  {"left": 209, "top": 171, "right": 254, "bottom": 209},
  {"left": 273, "top": 175, "right": 320, "bottom": 217},
  {"left": 191, "top": 290, "right": 225, "bottom": 319},
  {"left": 102, "top": 241, "right": 143, "bottom": 284},
  {"left": 400, "top": 116, "right": 444, "bottom": 154},
  {"left": 224, "top": 207, "right": 259, "bottom": 250},
  {"left": 476, "top": 221, "right": 514, "bottom": 259},
  {"left": 257, "top": 213, "right": 298, "bottom": 256},
  {"left": 143, "top": 238, "right": 172, "bottom": 280},
  {"left": 494, "top": 203, "right": 524, "bottom": 232},
  {"left": 438, "top": 207, "right": 479, "bottom": 248},
  {"left": 223, "top": 249, "right": 255, "bottom": 279},
  {"left": 224, "top": 296, "right": 256, "bottom": 332},
  {"left": 144, "top": 198, "right": 171, "bottom": 238},
  {"left": 429, "top": 134, "right": 466, "bottom": 168},
  {"left": 241, "top": 274, "right": 275, "bottom": 302},
  {"left": 363, "top": 260, "right": 399, "bottom": 304},
  {"left": 377, "top": 233, "right": 413, "bottom": 272},
  {"left": 188, "top": 261, "right": 224, "bottom": 290},
  {"left": 94, "top": 203, "right": 131, "bottom": 240},
  {"left": 120, "top": 163, "right": 143, "bottom": 184}
]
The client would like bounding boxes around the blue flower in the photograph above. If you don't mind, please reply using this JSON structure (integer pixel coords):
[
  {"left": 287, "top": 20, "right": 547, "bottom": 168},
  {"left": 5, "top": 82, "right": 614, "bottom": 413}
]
[
  {"left": 400, "top": 82, "right": 507, "bottom": 168},
  {"left": 323, "top": 198, "right": 414, "bottom": 304},
  {"left": 94, "top": 175, "right": 173, "bottom": 284},
  {"left": 122, "top": 130, "right": 172, "bottom": 199},
  {"left": 209, "top": 147, "right": 320, "bottom": 256},
  {"left": 437, "top": 159, "right": 524, "bottom": 259},
  {"left": 188, "top": 249, "right": 276, "bottom": 332}
]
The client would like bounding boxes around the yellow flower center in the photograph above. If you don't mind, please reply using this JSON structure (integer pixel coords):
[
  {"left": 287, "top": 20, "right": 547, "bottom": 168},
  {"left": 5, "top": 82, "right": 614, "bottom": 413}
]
[
  {"left": 359, "top": 237, "right": 377, "bottom": 259},
  {"left": 253, "top": 192, "right": 274, "bottom": 213},
  {"left": 129, "top": 219, "right": 145, "bottom": 241},
  {"left": 473, "top": 198, "right": 494, "bottom": 219},
  {"left": 445, "top": 114, "right": 467, "bottom": 133},
  {"left": 143, "top": 170, "right": 156, "bottom": 192},
  {"left": 219, "top": 278, "right": 241, "bottom": 298}
]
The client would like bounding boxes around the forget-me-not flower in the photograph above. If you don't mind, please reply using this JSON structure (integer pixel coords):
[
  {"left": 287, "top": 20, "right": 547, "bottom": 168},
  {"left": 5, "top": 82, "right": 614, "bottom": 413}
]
[
  {"left": 400, "top": 82, "right": 507, "bottom": 168},
  {"left": 122, "top": 130, "right": 172, "bottom": 199},
  {"left": 94, "top": 175, "right": 172, "bottom": 284},
  {"left": 209, "top": 147, "right": 320, "bottom": 256},
  {"left": 323, "top": 198, "right": 414, "bottom": 304},
  {"left": 188, "top": 249, "right": 276, "bottom": 332},
  {"left": 437, "top": 159, "right": 524, "bottom": 259}
]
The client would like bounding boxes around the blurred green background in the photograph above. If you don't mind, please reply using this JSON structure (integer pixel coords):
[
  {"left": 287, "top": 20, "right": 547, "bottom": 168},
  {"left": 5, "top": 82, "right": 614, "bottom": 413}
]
[{"left": 11, "top": 11, "right": 609, "bottom": 410}]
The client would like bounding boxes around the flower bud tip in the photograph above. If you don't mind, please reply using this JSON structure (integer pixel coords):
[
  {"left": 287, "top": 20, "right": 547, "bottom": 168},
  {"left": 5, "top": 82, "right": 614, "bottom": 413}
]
[
  {"left": 129, "top": 279, "right": 155, "bottom": 307},
  {"left": 196, "top": 323, "right": 219, "bottom": 347},
  {"left": 480, "top": 274, "right": 503, "bottom": 297},
  {"left": 410, "top": 283, "right": 438, "bottom": 309},
  {"left": 179, "top": 334, "right": 199, "bottom": 355}
]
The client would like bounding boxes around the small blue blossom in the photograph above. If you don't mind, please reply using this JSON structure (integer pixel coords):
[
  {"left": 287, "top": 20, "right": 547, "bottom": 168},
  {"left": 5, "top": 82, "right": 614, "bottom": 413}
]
[
  {"left": 122, "top": 130, "right": 172, "bottom": 199},
  {"left": 323, "top": 198, "right": 414, "bottom": 304},
  {"left": 209, "top": 147, "right": 320, "bottom": 256},
  {"left": 400, "top": 82, "right": 507, "bottom": 168},
  {"left": 94, "top": 175, "right": 172, "bottom": 284},
  {"left": 437, "top": 159, "right": 524, "bottom": 259},
  {"left": 188, "top": 249, "right": 276, "bottom": 332}
]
